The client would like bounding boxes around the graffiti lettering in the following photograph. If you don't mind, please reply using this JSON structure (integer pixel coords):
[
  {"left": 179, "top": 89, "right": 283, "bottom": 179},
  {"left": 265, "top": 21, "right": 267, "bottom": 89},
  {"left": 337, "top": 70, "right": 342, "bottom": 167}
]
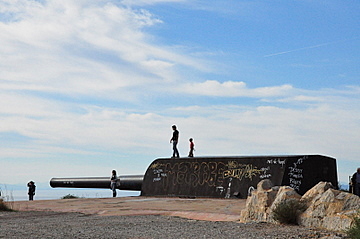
[
  {"left": 150, "top": 161, "right": 263, "bottom": 191},
  {"left": 223, "top": 164, "right": 261, "bottom": 181},
  {"left": 288, "top": 167, "right": 303, "bottom": 174},
  {"left": 259, "top": 166, "right": 271, "bottom": 179},
  {"left": 288, "top": 156, "right": 306, "bottom": 191},
  {"left": 260, "top": 174, "right": 271, "bottom": 179},
  {"left": 152, "top": 168, "right": 166, "bottom": 182},
  {"left": 267, "top": 158, "right": 286, "bottom": 167},
  {"left": 288, "top": 173, "right": 303, "bottom": 179}
]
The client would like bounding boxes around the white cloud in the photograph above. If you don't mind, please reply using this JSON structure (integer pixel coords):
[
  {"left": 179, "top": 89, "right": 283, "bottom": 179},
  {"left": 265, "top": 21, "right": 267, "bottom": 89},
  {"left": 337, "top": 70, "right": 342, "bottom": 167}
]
[
  {"left": 121, "top": 0, "right": 186, "bottom": 6},
  {"left": 277, "top": 95, "right": 324, "bottom": 103},
  {"left": 1, "top": 86, "right": 359, "bottom": 185},
  {"left": 173, "top": 102, "right": 360, "bottom": 163},
  {"left": 0, "top": 0, "right": 206, "bottom": 100},
  {"left": 181, "top": 80, "right": 293, "bottom": 97}
]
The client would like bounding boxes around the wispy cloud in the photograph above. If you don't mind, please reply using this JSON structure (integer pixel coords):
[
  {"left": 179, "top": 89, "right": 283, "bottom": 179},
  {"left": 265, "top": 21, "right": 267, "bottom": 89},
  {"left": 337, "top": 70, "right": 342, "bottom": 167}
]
[
  {"left": 264, "top": 38, "right": 360, "bottom": 58},
  {"left": 181, "top": 80, "right": 293, "bottom": 97},
  {"left": 1, "top": 82, "right": 360, "bottom": 184},
  {"left": 0, "top": 0, "right": 206, "bottom": 100},
  {"left": 121, "top": 0, "right": 186, "bottom": 6}
]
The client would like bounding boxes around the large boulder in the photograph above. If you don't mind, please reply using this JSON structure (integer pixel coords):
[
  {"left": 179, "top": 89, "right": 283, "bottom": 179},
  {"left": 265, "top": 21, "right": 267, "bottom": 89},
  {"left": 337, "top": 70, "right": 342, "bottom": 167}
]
[
  {"left": 240, "top": 179, "right": 301, "bottom": 223},
  {"left": 301, "top": 181, "right": 334, "bottom": 203},
  {"left": 268, "top": 186, "right": 302, "bottom": 223},
  {"left": 240, "top": 179, "right": 277, "bottom": 222},
  {"left": 240, "top": 180, "right": 360, "bottom": 232},
  {"left": 298, "top": 187, "right": 360, "bottom": 231}
]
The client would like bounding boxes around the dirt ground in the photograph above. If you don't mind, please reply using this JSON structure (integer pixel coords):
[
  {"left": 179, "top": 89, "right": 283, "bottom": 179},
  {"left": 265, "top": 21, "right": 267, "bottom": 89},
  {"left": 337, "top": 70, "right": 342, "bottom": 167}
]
[
  {"left": 3, "top": 197, "right": 346, "bottom": 238},
  {"left": 12, "top": 196, "right": 246, "bottom": 221}
]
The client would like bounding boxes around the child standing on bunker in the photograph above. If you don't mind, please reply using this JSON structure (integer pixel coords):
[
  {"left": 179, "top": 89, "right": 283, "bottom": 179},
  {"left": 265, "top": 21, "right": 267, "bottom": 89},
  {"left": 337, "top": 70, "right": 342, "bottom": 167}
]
[{"left": 188, "top": 138, "right": 194, "bottom": 157}]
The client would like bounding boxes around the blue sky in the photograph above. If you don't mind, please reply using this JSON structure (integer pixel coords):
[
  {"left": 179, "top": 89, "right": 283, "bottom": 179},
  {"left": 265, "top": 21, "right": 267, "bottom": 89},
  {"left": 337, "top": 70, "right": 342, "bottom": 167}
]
[{"left": 1, "top": 0, "right": 359, "bottom": 193}]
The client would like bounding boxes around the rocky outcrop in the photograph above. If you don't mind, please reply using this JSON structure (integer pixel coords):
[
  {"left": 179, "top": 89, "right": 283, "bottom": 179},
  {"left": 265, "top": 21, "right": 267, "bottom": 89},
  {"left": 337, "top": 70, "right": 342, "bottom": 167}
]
[
  {"left": 299, "top": 187, "right": 360, "bottom": 231},
  {"left": 240, "top": 179, "right": 278, "bottom": 222},
  {"left": 240, "top": 180, "right": 360, "bottom": 232},
  {"left": 301, "top": 181, "right": 333, "bottom": 203}
]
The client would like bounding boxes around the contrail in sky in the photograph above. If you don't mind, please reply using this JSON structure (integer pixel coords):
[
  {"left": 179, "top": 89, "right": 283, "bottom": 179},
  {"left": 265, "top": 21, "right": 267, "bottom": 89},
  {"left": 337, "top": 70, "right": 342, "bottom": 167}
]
[{"left": 263, "top": 37, "right": 359, "bottom": 58}]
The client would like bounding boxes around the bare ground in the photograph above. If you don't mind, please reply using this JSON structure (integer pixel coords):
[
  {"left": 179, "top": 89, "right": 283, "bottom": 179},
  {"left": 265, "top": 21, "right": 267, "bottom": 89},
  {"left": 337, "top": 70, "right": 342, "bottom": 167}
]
[{"left": 0, "top": 197, "right": 346, "bottom": 238}]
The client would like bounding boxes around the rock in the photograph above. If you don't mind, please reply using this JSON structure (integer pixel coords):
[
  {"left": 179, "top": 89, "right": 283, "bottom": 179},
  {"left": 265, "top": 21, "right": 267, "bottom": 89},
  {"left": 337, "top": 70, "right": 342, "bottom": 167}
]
[
  {"left": 239, "top": 179, "right": 278, "bottom": 223},
  {"left": 240, "top": 182, "right": 302, "bottom": 223},
  {"left": 268, "top": 186, "right": 302, "bottom": 223},
  {"left": 257, "top": 179, "right": 273, "bottom": 190},
  {"left": 298, "top": 187, "right": 360, "bottom": 231},
  {"left": 272, "top": 186, "right": 301, "bottom": 203},
  {"left": 301, "top": 181, "right": 334, "bottom": 203},
  {"left": 240, "top": 180, "right": 360, "bottom": 232}
]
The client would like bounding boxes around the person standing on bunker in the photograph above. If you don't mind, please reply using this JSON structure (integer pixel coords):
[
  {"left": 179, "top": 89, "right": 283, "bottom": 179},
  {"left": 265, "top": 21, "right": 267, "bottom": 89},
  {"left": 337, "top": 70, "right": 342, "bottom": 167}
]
[
  {"left": 110, "top": 170, "right": 119, "bottom": 197},
  {"left": 170, "top": 125, "right": 180, "bottom": 158},
  {"left": 188, "top": 138, "right": 194, "bottom": 157}
]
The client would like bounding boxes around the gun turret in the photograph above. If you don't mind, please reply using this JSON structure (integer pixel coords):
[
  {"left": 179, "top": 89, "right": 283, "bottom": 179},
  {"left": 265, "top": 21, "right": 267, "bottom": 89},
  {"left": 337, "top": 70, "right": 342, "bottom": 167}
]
[{"left": 50, "top": 155, "right": 338, "bottom": 199}]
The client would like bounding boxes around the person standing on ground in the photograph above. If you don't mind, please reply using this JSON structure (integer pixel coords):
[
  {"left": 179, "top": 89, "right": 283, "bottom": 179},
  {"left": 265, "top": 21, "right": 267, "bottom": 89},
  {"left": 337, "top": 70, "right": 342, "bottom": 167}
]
[
  {"left": 110, "top": 170, "right": 119, "bottom": 197},
  {"left": 27, "top": 181, "right": 36, "bottom": 201},
  {"left": 351, "top": 168, "right": 360, "bottom": 196},
  {"left": 170, "top": 125, "right": 180, "bottom": 158},
  {"left": 188, "top": 138, "right": 194, "bottom": 157}
]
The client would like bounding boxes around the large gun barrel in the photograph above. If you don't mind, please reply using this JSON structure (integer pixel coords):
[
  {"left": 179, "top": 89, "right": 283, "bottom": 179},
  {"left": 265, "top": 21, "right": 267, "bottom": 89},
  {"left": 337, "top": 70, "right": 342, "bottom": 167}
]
[{"left": 50, "top": 175, "right": 143, "bottom": 191}]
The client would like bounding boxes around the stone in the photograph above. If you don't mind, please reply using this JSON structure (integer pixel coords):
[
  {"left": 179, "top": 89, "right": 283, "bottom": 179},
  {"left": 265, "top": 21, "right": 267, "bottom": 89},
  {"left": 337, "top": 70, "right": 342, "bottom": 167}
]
[
  {"left": 298, "top": 187, "right": 360, "bottom": 231},
  {"left": 268, "top": 186, "right": 302, "bottom": 223},
  {"left": 240, "top": 180, "right": 360, "bottom": 232},
  {"left": 301, "top": 181, "right": 333, "bottom": 203},
  {"left": 257, "top": 179, "right": 273, "bottom": 191},
  {"left": 272, "top": 186, "right": 301, "bottom": 203},
  {"left": 239, "top": 180, "right": 278, "bottom": 223}
]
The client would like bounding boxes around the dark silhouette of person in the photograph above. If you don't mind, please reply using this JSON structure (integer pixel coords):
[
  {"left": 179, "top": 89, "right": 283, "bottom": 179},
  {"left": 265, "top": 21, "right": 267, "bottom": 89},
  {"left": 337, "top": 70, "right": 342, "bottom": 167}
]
[
  {"left": 188, "top": 138, "right": 194, "bottom": 157},
  {"left": 351, "top": 168, "right": 360, "bottom": 196},
  {"left": 170, "top": 125, "right": 180, "bottom": 158},
  {"left": 27, "top": 181, "right": 36, "bottom": 201},
  {"left": 110, "top": 170, "right": 119, "bottom": 197}
]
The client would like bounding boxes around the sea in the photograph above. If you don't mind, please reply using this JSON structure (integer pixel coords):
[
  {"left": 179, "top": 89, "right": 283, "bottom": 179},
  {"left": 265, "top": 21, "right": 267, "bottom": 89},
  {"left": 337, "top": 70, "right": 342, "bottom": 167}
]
[{"left": 0, "top": 182, "right": 140, "bottom": 201}]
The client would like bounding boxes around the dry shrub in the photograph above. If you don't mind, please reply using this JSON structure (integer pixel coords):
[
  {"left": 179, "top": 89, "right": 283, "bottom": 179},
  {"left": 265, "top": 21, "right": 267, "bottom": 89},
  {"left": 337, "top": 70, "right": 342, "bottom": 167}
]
[
  {"left": 272, "top": 198, "right": 307, "bottom": 225},
  {"left": 346, "top": 212, "right": 360, "bottom": 239},
  {"left": 0, "top": 198, "right": 13, "bottom": 211},
  {"left": 61, "top": 194, "right": 80, "bottom": 199},
  {"left": 0, "top": 187, "right": 14, "bottom": 211}
]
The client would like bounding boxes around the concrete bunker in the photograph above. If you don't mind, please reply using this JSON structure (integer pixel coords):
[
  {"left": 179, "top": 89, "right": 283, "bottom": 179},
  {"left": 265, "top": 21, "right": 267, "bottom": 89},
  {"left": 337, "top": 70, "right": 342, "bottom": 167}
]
[{"left": 51, "top": 155, "right": 338, "bottom": 199}]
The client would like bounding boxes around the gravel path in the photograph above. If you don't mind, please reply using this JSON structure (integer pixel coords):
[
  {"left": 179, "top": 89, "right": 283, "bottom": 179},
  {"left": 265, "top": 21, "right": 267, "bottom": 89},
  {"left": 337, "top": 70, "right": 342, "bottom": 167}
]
[{"left": 0, "top": 211, "right": 346, "bottom": 239}]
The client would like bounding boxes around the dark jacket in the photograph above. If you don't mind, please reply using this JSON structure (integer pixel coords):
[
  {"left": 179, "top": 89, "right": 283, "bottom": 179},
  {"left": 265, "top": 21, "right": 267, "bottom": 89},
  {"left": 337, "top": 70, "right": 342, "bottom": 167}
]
[
  {"left": 351, "top": 172, "right": 360, "bottom": 185},
  {"left": 27, "top": 183, "right": 36, "bottom": 195},
  {"left": 172, "top": 130, "right": 179, "bottom": 142}
]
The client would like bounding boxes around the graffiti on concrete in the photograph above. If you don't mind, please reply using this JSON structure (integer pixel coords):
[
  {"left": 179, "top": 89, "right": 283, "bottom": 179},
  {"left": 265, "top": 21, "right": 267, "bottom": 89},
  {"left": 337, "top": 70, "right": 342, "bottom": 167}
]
[
  {"left": 287, "top": 156, "right": 306, "bottom": 191},
  {"left": 149, "top": 160, "right": 267, "bottom": 191}
]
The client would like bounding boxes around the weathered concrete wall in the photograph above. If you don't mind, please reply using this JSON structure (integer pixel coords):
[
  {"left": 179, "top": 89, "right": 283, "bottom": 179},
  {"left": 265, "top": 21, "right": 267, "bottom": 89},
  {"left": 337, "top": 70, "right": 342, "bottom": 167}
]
[{"left": 141, "top": 155, "right": 338, "bottom": 199}]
